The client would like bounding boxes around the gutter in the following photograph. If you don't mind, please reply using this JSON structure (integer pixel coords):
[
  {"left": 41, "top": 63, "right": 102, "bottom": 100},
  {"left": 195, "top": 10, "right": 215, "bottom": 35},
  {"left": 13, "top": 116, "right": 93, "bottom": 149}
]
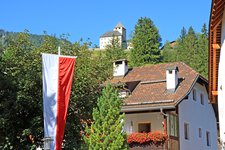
[{"left": 121, "top": 105, "right": 175, "bottom": 112}]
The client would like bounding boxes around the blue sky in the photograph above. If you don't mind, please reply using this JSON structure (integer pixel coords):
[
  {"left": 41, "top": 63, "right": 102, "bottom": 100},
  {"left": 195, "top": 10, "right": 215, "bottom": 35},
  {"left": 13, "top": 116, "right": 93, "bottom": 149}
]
[{"left": 1, "top": 0, "right": 212, "bottom": 46}]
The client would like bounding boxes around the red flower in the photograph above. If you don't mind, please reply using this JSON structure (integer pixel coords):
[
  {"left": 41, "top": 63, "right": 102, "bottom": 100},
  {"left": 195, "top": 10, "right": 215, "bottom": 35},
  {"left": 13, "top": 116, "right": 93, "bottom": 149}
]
[{"left": 127, "top": 131, "right": 167, "bottom": 146}]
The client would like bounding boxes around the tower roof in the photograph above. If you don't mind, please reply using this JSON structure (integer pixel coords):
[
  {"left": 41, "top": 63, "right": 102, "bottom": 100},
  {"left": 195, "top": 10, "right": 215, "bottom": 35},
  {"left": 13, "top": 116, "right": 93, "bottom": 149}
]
[{"left": 115, "top": 22, "right": 125, "bottom": 28}]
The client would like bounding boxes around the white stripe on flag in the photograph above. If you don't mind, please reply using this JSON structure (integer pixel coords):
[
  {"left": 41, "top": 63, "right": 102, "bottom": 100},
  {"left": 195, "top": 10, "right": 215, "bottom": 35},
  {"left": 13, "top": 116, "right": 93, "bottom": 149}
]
[{"left": 42, "top": 53, "right": 58, "bottom": 149}]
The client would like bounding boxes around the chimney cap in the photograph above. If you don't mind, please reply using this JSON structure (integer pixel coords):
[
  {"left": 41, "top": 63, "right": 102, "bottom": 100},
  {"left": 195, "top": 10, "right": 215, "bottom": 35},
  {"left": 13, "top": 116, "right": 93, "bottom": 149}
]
[{"left": 166, "top": 66, "right": 179, "bottom": 72}]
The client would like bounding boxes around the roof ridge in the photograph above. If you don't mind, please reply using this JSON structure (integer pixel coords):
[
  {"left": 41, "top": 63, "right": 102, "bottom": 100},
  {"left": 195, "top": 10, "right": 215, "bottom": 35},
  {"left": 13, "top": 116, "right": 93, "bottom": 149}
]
[{"left": 130, "top": 62, "right": 181, "bottom": 69}]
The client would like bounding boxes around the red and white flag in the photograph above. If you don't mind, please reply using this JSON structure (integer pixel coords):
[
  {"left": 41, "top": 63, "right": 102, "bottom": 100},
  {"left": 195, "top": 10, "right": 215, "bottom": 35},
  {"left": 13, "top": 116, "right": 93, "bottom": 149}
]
[{"left": 42, "top": 53, "right": 76, "bottom": 150}]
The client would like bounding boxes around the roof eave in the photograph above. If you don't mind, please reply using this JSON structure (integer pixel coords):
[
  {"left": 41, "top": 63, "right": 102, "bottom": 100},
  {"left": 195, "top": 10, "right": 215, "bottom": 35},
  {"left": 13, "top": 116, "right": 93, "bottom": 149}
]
[
  {"left": 121, "top": 105, "right": 175, "bottom": 113},
  {"left": 175, "top": 74, "right": 208, "bottom": 106}
]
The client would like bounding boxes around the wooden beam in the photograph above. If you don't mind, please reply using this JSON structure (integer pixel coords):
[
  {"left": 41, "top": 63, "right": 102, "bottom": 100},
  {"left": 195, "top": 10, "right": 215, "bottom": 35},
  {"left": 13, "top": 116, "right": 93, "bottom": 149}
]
[
  {"left": 208, "top": 29, "right": 213, "bottom": 102},
  {"left": 212, "top": 29, "right": 218, "bottom": 92},
  {"left": 212, "top": 91, "right": 218, "bottom": 95},
  {"left": 213, "top": 0, "right": 225, "bottom": 17},
  {"left": 212, "top": 43, "right": 221, "bottom": 49},
  {"left": 211, "top": 14, "right": 223, "bottom": 30}
]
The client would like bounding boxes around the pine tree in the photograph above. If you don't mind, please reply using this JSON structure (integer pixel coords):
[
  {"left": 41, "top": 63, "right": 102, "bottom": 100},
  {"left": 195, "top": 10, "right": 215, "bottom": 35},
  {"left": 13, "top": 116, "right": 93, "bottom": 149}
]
[
  {"left": 84, "top": 83, "right": 127, "bottom": 150},
  {"left": 176, "top": 26, "right": 197, "bottom": 65},
  {"left": 130, "top": 17, "right": 162, "bottom": 66},
  {"left": 180, "top": 27, "right": 187, "bottom": 42},
  {"left": 196, "top": 23, "right": 208, "bottom": 78},
  {"left": 161, "top": 24, "right": 208, "bottom": 77}
]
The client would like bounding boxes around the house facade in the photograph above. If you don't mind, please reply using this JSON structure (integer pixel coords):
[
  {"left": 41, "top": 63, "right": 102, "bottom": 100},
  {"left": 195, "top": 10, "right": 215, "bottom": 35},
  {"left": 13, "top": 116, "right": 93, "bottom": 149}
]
[
  {"left": 99, "top": 22, "right": 127, "bottom": 49},
  {"left": 208, "top": 0, "right": 225, "bottom": 148},
  {"left": 111, "top": 60, "right": 218, "bottom": 150}
]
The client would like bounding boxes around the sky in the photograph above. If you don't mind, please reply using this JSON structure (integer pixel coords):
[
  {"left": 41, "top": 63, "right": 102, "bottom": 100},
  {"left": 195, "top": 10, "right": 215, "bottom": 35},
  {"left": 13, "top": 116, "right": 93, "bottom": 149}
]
[{"left": 1, "top": 0, "right": 212, "bottom": 47}]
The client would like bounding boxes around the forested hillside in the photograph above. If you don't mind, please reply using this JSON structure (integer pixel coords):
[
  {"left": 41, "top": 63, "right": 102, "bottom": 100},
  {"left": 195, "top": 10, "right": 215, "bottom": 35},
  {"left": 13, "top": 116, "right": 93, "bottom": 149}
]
[
  {"left": 0, "top": 29, "right": 71, "bottom": 50},
  {"left": 161, "top": 24, "right": 208, "bottom": 78}
]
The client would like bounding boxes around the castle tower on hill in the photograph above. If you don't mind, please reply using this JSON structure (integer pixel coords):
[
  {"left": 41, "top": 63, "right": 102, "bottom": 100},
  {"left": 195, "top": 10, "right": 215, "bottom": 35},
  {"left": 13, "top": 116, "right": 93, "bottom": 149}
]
[{"left": 99, "top": 22, "right": 127, "bottom": 49}]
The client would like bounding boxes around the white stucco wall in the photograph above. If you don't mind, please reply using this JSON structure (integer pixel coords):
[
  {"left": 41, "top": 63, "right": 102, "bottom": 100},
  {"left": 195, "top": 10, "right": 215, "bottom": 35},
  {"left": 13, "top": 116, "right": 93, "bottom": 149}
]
[
  {"left": 99, "top": 36, "right": 122, "bottom": 49},
  {"left": 218, "top": 8, "right": 225, "bottom": 149},
  {"left": 179, "top": 83, "right": 217, "bottom": 150},
  {"left": 124, "top": 112, "right": 164, "bottom": 134}
]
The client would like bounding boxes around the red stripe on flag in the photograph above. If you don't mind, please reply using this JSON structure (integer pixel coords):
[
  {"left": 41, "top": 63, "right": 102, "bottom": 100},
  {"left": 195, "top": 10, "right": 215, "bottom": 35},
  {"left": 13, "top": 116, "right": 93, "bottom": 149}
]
[{"left": 56, "top": 57, "right": 76, "bottom": 150}]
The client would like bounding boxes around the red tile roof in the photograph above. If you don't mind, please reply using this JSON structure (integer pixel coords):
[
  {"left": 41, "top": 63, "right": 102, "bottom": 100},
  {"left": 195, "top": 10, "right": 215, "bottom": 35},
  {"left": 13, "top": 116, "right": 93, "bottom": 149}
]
[{"left": 110, "top": 62, "right": 207, "bottom": 112}]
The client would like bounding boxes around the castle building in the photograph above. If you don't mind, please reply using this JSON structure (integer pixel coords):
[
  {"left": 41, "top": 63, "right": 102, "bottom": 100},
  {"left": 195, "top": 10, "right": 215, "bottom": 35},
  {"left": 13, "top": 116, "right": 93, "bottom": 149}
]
[{"left": 99, "top": 22, "right": 127, "bottom": 49}]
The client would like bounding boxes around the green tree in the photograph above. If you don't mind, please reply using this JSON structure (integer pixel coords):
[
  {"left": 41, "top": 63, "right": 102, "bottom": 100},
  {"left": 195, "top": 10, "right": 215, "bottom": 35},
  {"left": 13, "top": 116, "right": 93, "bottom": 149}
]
[
  {"left": 161, "top": 41, "right": 178, "bottom": 62},
  {"left": 0, "top": 30, "right": 126, "bottom": 149},
  {"left": 105, "top": 35, "right": 127, "bottom": 61},
  {"left": 64, "top": 40, "right": 105, "bottom": 149},
  {"left": 180, "top": 27, "right": 187, "bottom": 42},
  {"left": 103, "top": 35, "right": 128, "bottom": 78},
  {"left": 85, "top": 83, "right": 127, "bottom": 150},
  {"left": 130, "top": 17, "right": 162, "bottom": 66},
  {"left": 161, "top": 24, "right": 208, "bottom": 78},
  {"left": 196, "top": 24, "right": 208, "bottom": 78},
  {"left": 0, "top": 32, "right": 43, "bottom": 149},
  {"left": 0, "top": 32, "right": 110, "bottom": 149}
]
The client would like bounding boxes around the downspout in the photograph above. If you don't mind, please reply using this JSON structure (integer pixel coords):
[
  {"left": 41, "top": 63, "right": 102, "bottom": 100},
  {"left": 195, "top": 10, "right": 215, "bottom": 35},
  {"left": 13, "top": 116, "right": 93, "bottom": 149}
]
[{"left": 160, "top": 108, "right": 170, "bottom": 150}]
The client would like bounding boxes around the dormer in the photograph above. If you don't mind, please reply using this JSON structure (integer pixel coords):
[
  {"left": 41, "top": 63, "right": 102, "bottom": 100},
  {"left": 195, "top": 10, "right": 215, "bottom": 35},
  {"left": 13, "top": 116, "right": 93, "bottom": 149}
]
[
  {"left": 166, "top": 66, "right": 179, "bottom": 92},
  {"left": 113, "top": 59, "right": 128, "bottom": 77}
]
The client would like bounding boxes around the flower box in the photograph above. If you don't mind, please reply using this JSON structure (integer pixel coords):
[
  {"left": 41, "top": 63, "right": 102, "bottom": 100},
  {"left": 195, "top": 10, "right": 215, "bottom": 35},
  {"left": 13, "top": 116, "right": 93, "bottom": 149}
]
[{"left": 127, "top": 131, "right": 167, "bottom": 149}]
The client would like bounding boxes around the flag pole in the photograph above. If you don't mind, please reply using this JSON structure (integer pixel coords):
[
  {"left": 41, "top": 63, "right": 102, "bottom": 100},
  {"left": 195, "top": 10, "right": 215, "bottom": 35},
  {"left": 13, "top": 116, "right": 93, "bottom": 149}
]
[{"left": 58, "top": 46, "right": 61, "bottom": 55}]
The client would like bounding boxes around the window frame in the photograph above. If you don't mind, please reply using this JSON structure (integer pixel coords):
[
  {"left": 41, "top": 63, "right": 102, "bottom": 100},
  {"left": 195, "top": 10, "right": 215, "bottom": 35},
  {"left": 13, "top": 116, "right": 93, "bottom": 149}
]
[
  {"left": 193, "top": 89, "right": 196, "bottom": 101},
  {"left": 167, "top": 114, "right": 179, "bottom": 137},
  {"left": 184, "top": 123, "right": 189, "bottom": 140},
  {"left": 138, "top": 122, "right": 151, "bottom": 133},
  {"left": 199, "top": 128, "right": 202, "bottom": 138},
  {"left": 206, "top": 131, "right": 211, "bottom": 146},
  {"left": 200, "top": 93, "right": 204, "bottom": 105}
]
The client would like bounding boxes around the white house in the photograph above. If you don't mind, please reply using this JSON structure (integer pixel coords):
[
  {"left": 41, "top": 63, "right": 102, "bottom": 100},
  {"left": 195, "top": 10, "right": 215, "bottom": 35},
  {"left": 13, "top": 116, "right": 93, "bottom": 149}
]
[
  {"left": 99, "top": 22, "right": 127, "bottom": 49},
  {"left": 111, "top": 60, "right": 218, "bottom": 150},
  {"left": 208, "top": 0, "right": 225, "bottom": 149}
]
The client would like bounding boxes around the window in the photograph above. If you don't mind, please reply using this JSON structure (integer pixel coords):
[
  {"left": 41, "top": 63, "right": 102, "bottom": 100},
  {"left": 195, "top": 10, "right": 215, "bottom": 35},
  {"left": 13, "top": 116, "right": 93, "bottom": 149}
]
[
  {"left": 167, "top": 114, "right": 179, "bottom": 137},
  {"left": 169, "top": 70, "right": 173, "bottom": 74},
  {"left": 200, "top": 93, "right": 204, "bottom": 105},
  {"left": 184, "top": 123, "right": 189, "bottom": 140},
  {"left": 199, "top": 128, "right": 202, "bottom": 138},
  {"left": 193, "top": 89, "right": 196, "bottom": 101},
  {"left": 138, "top": 123, "right": 151, "bottom": 133},
  {"left": 206, "top": 131, "right": 211, "bottom": 146}
]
